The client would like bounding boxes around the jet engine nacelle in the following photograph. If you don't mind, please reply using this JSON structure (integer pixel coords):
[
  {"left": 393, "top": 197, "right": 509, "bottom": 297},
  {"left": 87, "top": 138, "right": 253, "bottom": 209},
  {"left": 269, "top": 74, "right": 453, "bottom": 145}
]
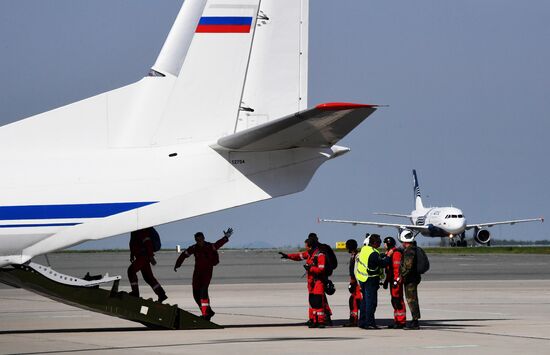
[{"left": 474, "top": 229, "right": 491, "bottom": 244}]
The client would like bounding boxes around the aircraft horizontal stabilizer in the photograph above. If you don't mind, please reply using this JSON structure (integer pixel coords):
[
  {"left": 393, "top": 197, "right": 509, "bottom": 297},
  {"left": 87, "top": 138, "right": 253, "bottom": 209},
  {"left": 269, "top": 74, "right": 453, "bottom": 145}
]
[{"left": 216, "top": 103, "right": 377, "bottom": 151}]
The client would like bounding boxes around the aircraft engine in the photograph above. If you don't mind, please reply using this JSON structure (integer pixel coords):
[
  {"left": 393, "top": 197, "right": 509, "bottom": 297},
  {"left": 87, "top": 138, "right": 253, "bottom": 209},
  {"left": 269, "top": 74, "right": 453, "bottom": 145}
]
[{"left": 474, "top": 229, "right": 491, "bottom": 244}]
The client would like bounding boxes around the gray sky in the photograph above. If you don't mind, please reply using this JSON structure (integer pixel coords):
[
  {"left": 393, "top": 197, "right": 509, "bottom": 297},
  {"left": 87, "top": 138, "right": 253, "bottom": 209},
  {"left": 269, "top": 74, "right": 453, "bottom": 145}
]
[{"left": 0, "top": 0, "right": 548, "bottom": 249}]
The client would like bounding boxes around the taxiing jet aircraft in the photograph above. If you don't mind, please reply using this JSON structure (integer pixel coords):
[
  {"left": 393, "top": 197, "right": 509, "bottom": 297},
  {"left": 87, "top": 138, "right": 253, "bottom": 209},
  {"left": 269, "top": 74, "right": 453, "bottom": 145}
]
[
  {"left": 321, "top": 170, "right": 543, "bottom": 246},
  {"left": 0, "top": 0, "right": 378, "bottom": 267}
]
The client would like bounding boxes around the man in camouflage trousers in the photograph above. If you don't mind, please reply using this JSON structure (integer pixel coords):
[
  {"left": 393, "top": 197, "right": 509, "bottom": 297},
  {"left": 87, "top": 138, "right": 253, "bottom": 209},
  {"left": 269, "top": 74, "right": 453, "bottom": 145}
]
[{"left": 398, "top": 231, "right": 421, "bottom": 330}]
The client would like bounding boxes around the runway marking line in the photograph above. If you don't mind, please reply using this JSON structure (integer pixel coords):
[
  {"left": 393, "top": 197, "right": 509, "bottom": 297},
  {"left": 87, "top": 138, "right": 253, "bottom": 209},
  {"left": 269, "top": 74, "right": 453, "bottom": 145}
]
[{"left": 423, "top": 345, "right": 479, "bottom": 349}]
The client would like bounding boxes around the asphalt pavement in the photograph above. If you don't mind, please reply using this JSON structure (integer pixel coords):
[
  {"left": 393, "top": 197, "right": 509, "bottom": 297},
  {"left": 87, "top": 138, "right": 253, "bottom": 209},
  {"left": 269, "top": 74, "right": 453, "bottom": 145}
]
[{"left": 1, "top": 251, "right": 549, "bottom": 354}]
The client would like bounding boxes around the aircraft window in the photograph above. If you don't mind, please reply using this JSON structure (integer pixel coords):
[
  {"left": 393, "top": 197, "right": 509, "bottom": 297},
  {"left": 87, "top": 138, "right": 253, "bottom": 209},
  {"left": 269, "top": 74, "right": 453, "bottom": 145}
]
[
  {"left": 445, "top": 215, "right": 449, "bottom": 219},
  {"left": 452, "top": 215, "right": 457, "bottom": 218},
  {"left": 458, "top": 214, "right": 463, "bottom": 218}
]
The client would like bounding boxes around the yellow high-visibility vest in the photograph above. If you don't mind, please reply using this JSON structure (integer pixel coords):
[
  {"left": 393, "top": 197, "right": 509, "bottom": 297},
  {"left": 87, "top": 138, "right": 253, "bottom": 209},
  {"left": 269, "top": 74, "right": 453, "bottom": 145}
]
[{"left": 354, "top": 246, "right": 384, "bottom": 282}]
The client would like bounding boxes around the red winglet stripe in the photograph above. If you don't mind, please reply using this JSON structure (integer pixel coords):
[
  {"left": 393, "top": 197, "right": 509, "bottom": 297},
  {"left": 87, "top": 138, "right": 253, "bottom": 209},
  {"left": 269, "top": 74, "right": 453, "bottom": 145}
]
[{"left": 315, "top": 102, "right": 378, "bottom": 111}]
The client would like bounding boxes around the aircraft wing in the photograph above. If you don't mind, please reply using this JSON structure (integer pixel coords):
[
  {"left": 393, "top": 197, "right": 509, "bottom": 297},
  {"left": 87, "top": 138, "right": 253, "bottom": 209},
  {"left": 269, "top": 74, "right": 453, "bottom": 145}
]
[
  {"left": 320, "top": 218, "right": 430, "bottom": 232},
  {"left": 466, "top": 217, "right": 544, "bottom": 229},
  {"left": 373, "top": 212, "right": 411, "bottom": 218},
  {"left": 216, "top": 103, "right": 377, "bottom": 151}
]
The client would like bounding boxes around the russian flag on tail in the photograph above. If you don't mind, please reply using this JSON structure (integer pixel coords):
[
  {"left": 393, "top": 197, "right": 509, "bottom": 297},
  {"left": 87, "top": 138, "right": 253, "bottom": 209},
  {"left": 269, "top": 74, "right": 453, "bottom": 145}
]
[{"left": 196, "top": 17, "right": 253, "bottom": 33}]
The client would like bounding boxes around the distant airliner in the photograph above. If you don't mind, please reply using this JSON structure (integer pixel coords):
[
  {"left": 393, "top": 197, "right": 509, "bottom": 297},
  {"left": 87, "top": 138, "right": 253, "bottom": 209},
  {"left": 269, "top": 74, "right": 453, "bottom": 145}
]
[
  {"left": 0, "top": 0, "right": 378, "bottom": 268},
  {"left": 321, "top": 170, "right": 543, "bottom": 246}
]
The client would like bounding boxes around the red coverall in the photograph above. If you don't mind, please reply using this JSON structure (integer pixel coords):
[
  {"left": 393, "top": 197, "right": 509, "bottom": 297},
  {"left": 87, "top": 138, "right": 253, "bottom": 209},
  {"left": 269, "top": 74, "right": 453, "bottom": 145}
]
[
  {"left": 175, "top": 236, "right": 228, "bottom": 317},
  {"left": 128, "top": 229, "right": 166, "bottom": 298},
  {"left": 348, "top": 251, "right": 362, "bottom": 323},
  {"left": 385, "top": 246, "right": 406, "bottom": 325},
  {"left": 287, "top": 248, "right": 327, "bottom": 325}
]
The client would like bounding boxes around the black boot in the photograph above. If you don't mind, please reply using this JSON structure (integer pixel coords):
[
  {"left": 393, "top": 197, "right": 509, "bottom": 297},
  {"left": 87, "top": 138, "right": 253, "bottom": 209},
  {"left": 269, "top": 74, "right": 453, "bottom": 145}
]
[
  {"left": 387, "top": 323, "right": 405, "bottom": 329},
  {"left": 405, "top": 320, "right": 420, "bottom": 330},
  {"left": 343, "top": 317, "right": 358, "bottom": 327},
  {"left": 157, "top": 293, "right": 168, "bottom": 303}
]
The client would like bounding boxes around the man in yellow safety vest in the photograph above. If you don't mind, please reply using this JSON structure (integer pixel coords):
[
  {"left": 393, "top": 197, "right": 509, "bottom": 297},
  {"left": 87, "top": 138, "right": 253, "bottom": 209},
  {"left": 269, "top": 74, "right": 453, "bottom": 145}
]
[{"left": 354, "top": 234, "right": 393, "bottom": 329}]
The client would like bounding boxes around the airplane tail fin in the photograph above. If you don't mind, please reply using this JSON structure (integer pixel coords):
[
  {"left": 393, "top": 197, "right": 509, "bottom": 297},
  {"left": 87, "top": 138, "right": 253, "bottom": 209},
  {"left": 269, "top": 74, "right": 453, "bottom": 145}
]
[
  {"left": 152, "top": 0, "right": 309, "bottom": 145},
  {"left": 151, "top": 0, "right": 264, "bottom": 145},
  {"left": 413, "top": 169, "right": 424, "bottom": 210},
  {"left": 0, "top": 0, "right": 312, "bottom": 150},
  {"left": 235, "top": 0, "right": 309, "bottom": 132}
]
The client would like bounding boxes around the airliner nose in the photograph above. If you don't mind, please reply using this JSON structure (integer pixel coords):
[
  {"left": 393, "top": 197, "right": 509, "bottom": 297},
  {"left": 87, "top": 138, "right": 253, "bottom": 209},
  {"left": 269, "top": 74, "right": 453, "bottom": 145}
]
[
  {"left": 449, "top": 218, "right": 466, "bottom": 234},
  {"left": 459, "top": 218, "right": 466, "bottom": 232}
]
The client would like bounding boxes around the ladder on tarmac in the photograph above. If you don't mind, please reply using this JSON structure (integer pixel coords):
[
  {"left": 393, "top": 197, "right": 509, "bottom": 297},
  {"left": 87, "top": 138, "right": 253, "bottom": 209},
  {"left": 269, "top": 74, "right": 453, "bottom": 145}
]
[{"left": 0, "top": 263, "right": 222, "bottom": 330}]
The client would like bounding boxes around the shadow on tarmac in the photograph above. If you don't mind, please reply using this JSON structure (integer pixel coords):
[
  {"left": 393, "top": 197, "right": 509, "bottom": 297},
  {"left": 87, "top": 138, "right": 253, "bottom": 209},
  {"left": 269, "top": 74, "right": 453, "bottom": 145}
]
[
  {"left": 221, "top": 318, "right": 507, "bottom": 329},
  {"left": 4, "top": 336, "right": 364, "bottom": 355},
  {"left": 418, "top": 318, "right": 509, "bottom": 330},
  {"left": 0, "top": 327, "right": 149, "bottom": 335},
  {"left": 0, "top": 318, "right": 506, "bottom": 335}
]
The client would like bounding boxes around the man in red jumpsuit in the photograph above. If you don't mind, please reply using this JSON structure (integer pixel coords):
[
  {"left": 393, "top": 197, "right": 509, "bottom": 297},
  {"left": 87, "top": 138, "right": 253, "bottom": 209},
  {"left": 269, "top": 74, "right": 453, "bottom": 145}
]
[
  {"left": 128, "top": 227, "right": 167, "bottom": 302},
  {"left": 383, "top": 236, "right": 406, "bottom": 328},
  {"left": 279, "top": 236, "right": 327, "bottom": 328},
  {"left": 306, "top": 233, "right": 333, "bottom": 324},
  {"left": 173, "top": 228, "right": 233, "bottom": 321},
  {"left": 344, "top": 239, "right": 362, "bottom": 326}
]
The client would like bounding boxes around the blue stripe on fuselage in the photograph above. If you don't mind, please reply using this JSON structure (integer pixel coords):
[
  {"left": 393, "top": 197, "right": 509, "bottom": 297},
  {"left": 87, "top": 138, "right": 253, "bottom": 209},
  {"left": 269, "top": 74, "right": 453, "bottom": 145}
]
[
  {"left": 0, "top": 202, "right": 157, "bottom": 221},
  {"left": 0, "top": 223, "right": 81, "bottom": 228}
]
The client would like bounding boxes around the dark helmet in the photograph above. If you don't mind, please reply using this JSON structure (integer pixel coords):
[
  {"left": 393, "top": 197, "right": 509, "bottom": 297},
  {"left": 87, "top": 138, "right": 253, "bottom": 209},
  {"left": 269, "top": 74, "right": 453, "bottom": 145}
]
[
  {"left": 345, "top": 239, "right": 358, "bottom": 250},
  {"left": 308, "top": 232, "right": 318, "bottom": 242},
  {"left": 368, "top": 234, "right": 381, "bottom": 246},
  {"left": 383, "top": 236, "right": 396, "bottom": 248}
]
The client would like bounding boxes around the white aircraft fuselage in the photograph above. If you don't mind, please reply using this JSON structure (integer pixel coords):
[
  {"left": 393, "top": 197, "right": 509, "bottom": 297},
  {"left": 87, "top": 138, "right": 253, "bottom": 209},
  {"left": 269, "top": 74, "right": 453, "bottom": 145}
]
[
  {"left": 411, "top": 206, "right": 466, "bottom": 237},
  {"left": 0, "top": 0, "right": 379, "bottom": 266}
]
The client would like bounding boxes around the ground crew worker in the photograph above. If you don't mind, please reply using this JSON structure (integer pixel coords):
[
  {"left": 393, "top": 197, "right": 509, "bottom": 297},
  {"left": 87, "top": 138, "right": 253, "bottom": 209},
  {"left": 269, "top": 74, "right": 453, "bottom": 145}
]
[
  {"left": 174, "top": 228, "right": 233, "bottom": 321},
  {"left": 279, "top": 236, "right": 327, "bottom": 328},
  {"left": 399, "top": 231, "right": 421, "bottom": 330},
  {"left": 383, "top": 236, "right": 406, "bottom": 328},
  {"left": 344, "top": 239, "right": 362, "bottom": 327},
  {"left": 128, "top": 227, "right": 167, "bottom": 302},
  {"left": 305, "top": 233, "right": 333, "bottom": 325},
  {"left": 354, "top": 233, "right": 392, "bottom": 329}
]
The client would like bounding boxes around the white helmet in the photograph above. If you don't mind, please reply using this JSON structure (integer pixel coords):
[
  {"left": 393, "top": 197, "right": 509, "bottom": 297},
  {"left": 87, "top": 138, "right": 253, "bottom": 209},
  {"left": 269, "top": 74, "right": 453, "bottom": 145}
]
[
  {"left": 399, "top": 230, "right": 415, "bottom": 243},
  {"left": 363, "top": 233, "right": 370, "bottom": 246}
]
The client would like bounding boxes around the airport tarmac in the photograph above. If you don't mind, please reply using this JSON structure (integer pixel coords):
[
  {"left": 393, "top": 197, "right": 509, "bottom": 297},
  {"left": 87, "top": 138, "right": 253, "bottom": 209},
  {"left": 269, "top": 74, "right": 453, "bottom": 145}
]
[{"left": 1, "top": 251, "right": 550, "bottom": 354}]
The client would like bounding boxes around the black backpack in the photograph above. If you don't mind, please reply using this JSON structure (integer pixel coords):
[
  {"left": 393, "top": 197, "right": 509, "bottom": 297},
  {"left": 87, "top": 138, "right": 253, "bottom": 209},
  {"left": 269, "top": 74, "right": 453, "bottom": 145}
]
[
  {"left": 319, "top": 243, "right": 338, "bottom": 276},
  {"left": 415, "top": 246, "right": 430, "bottom": 274},
  {"left": 209, "top": 243, "right": 220, "bottom": 266},
  {"left": 150, "top": 228, "right": 162, "bottom": 252}
]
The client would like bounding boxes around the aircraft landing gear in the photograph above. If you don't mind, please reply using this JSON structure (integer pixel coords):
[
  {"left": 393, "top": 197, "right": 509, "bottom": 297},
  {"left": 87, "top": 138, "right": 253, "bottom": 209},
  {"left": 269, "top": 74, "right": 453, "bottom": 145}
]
[
  {"left": 457, "top": 233, "right": 467, "bottom": 247},
  {"left": 450, "top": 233, "right": 467, "bottom": 247}
]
